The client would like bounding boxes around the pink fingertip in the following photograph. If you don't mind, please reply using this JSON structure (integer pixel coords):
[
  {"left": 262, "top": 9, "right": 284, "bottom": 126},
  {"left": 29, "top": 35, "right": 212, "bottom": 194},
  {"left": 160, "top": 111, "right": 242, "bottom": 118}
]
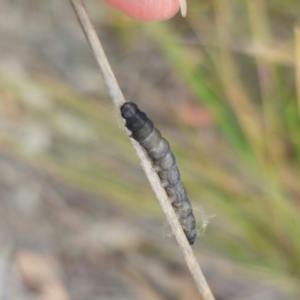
[{"left": 103, "top": 0, "right": 180, "bottom": 21}]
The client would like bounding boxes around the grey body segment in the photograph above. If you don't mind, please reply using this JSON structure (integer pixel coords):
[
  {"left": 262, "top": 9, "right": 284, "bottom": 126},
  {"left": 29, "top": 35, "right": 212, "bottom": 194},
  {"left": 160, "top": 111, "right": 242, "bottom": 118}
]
[{"left": 121, "top": 102, "right": 197, "bottom": 245}]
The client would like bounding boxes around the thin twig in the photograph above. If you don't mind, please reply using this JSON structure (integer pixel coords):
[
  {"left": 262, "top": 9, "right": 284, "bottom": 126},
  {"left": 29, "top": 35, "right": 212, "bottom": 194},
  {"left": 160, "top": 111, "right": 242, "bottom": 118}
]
[{"left": 69, "top": 1, "right": 215, "bottom": 299}]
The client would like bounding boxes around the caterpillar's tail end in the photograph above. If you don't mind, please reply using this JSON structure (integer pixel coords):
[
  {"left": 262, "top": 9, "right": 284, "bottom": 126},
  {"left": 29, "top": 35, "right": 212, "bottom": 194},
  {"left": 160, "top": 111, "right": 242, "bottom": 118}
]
[
  {"left": 186, "top": 227, "right": 197, "bottom": 245},
  {"left": 188, "top": 235, "right": 196, "bottom": 245},
  {"left": 184, "top": 216, "right": 196, "bottom": 245}
]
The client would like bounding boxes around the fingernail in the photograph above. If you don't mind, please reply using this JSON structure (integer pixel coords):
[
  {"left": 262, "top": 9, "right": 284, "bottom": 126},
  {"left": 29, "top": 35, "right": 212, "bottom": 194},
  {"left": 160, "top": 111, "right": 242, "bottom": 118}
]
[{"left": 178, "top": 0, "right": 187, "bottom": 17}]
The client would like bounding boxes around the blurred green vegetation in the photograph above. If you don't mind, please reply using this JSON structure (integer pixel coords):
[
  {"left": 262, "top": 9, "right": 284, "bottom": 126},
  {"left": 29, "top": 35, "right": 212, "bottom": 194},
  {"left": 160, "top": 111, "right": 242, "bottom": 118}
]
[
  {"left": 105, "top": 1, "right": 300, "bottom": 295},
  {"left": 99, "top": 0, "right": 300, "bottom": 296},
  {"left": 0, "top": 0, "right": 300, "bottom": 298}
]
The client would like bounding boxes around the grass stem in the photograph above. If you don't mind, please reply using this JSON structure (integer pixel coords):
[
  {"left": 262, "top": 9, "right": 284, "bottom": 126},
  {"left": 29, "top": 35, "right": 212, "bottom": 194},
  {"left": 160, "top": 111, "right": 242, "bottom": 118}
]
[{"left": 69, "top": 1, "right": 215, "bottom": 299}]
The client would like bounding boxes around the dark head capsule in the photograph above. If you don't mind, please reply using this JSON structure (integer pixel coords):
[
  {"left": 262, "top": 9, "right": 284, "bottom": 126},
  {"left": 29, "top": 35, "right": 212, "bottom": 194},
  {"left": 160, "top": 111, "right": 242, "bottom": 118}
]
[{"left": 121, "top": 102, "right": 138, "bottom": 119}]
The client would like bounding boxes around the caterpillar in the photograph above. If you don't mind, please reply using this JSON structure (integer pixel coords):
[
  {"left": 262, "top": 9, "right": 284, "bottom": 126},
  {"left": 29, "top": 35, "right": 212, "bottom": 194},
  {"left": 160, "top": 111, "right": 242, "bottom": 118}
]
[{"left": 121, "top": 102, "right": 196, "bottom": 245}]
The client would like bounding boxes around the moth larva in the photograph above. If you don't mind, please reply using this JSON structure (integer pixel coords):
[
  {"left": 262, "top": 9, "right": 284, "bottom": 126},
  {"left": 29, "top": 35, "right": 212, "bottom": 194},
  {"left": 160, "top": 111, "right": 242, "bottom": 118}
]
[{"left": 121, "top": 102, "right": 196, "bottom": 245}]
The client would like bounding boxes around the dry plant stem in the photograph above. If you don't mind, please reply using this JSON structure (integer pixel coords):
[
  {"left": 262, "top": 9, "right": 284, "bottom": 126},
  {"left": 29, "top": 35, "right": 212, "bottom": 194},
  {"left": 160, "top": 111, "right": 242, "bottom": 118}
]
[{"left": 70, "top": 1, "right": 214, "bottom": 299}]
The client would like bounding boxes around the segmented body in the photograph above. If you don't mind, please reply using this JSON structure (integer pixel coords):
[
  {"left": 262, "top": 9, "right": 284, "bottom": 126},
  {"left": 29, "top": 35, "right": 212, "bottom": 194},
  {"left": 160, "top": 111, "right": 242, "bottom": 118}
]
[{"left": 121, "top": 102, "right": 196, "bottom": 245}]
